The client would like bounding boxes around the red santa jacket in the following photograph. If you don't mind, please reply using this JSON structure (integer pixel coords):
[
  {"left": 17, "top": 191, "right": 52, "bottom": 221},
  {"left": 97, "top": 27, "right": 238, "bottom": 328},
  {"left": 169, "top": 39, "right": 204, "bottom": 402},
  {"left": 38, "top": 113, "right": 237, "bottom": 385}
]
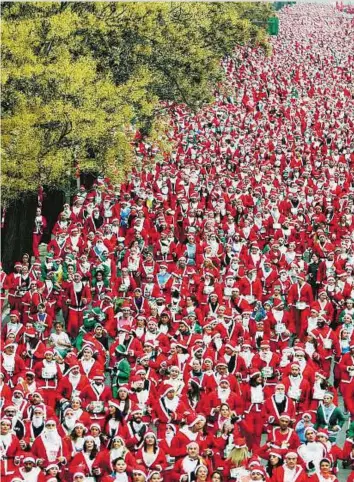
[{"left": 271, "top": 465, "right": 308, "bottom": 482}]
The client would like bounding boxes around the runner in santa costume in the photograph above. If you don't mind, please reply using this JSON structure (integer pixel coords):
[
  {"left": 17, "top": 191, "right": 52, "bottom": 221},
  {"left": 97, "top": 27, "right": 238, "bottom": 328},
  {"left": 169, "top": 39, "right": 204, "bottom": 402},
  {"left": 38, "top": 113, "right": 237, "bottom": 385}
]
[
  {"left": 80, "top": 370, "right": 112, "bottom": 428},
  {"left": 297, "top": 427, "right": 328, "bottom": 476},
  {"left": 261, "top": 383, "right": 296, "bottom": 431},
  {"left": 17, "top": 327, "right": 46, "bottom": 370},
  {"left": 314, "top": 392, "right": 345, "bottom": 443},
  {"left": 33, "top": 348, "right": 62, "bottom": 408},
  {"left": 170, "top": 441, "right": 212, "bottom": 482},
  {"left": 237, "top": 266, "right": 262, "bottom": 307},
  {"left": 338, "top": 334, "right": 354, "bottom": 417},
  {"left": 65, "top": 272, "right": 91, "bottom": 339},
  {"left": 151, "top": 384, "right": 190, "bottom": 437},
  {"left": 169, "top": 415, "right": 208, "bottom": 459},
  {"left": 134, "top": 432, "right": 167, "bottom": 473},
  {"left": 68, "top": 435, "right": 109, "bottom": 479},
  {"left": 31, "top": 419, "right": 70, "bottom": 468},
  {"left": 240, "top": 370, "right": 265, "bottom": 452},
  {"left": 0, "top": 417, "right": 21, "bottom": 480},
  {"left": 204, "top": 378, "right": 244, "bottom": 418},
  {"left": 102, "top": 400, "right": 129, "bottom": 443},
  {"left": 271, "top": 451, "right": 308, "bottom": 482},
  {"left": 316, "top": 429, "right": 343, "bottom": 475},
  {"left": 1, "top": 341, "right": 26, "bottom": 388},
  {"left": 310, "top": 318, "right": 340, "bottom": 378},
  {"left": 257, "top": 413, "right": 300, "bottom": 459},
  {"left": 2, "top": 311, "right": 24, "bottom": 343},
  {"left": 12, "top": 455, "right": 42, "bottom": 482},
  {"left": 77, "top": 344, "right": 104, "bottom": 379},
  {"left": 288, "top": 272, "right": 314, "bottom": 340},
  {"left": 123, "top": 406, "right": 149, "bottom": 452},
  {"left": 7, "top": 262, "right": 26, "bottom": 311},
  {"left": 251, "top": 340, "right": 281, "bottom": 398},
  {"left": 308, "top": 457, "right": 339, "bottom": 482},
  {"left": 269, "top": 299, "right": 293, "bottom": 352},
  {"left": 282, "top": 362, "right": 311, "bottom": 417},
  {"left": 58, "top": 363, "right": 90, "bottom": 403}
]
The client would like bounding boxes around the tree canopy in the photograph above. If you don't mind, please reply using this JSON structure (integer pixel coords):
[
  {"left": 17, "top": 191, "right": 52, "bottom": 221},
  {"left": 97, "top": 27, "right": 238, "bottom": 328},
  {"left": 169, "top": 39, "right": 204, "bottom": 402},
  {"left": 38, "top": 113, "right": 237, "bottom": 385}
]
[{"left": 1, "top": 2, "right": 273, "bottom": 204}]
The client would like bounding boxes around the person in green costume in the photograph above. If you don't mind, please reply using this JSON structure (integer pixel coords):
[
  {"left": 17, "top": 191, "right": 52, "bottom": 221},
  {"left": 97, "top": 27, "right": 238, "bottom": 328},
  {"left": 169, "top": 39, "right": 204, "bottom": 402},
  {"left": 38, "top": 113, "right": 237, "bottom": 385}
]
[
  {"left": 75, "top": 307, "right": 105, "bottom": 350},
  {"left": 314, "top": 392, "right": 346, "bottom": 442},
  {"left": 109, "top": 345, "right": 131, "bottom": 398}
]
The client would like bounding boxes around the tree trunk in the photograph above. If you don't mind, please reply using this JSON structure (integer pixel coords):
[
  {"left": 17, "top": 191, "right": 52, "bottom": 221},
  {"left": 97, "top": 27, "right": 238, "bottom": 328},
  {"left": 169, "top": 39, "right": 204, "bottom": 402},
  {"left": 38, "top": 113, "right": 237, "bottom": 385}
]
[
  {"left": 1, "top": 189, "right": 65, "bottom": 272},
  {"left": 1, "top": 195, "right": 37, "bottom": 272},
  {"left": 41, "top": 189, "right": 65, "bottom": 244}
]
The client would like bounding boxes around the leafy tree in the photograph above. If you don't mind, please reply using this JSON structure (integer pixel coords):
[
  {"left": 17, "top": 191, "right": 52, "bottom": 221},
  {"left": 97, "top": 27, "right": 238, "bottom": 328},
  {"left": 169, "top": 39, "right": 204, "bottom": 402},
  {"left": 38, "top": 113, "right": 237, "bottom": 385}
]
[{"left": 1, "top": 2, "right": 272, "bottom": 204}]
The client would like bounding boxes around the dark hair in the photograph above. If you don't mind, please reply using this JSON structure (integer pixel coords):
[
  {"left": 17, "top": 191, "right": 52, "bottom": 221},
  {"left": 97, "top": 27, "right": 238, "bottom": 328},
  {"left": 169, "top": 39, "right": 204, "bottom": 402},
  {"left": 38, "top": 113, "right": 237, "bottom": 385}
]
[
  {"left": 250, "top": 375, "right": 263, "bottom": 387},
  {"left": 188, "top": 381, "right": 201, "bottom": 403},
  {"left": 210, "top": 471, "right": 224, "bottom": 482},
  {"left": 143, "top": 434, "right": 157, "bottom": 453},
  {"left": 112, "top": 457, "right": 126, "bottom": 467},
  {"left": 106, "top": 406, "right": 123, "bottom": 423},
  {"left": 266, "top": 455, "right": 283, "bottom": 477},
  {"left": 116, "top": 396, "right": 130, "bottom": 418},
  {"left": 83, "top": 440, "right": 98, "bottom": 459}
]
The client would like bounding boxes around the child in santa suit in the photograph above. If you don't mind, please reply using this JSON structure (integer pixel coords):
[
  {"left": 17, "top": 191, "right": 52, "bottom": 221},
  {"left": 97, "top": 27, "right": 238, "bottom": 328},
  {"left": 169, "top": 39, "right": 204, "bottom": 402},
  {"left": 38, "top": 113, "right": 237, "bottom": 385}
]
[{"left": 0, "top": 417, "right": 22, "bottom": 480}]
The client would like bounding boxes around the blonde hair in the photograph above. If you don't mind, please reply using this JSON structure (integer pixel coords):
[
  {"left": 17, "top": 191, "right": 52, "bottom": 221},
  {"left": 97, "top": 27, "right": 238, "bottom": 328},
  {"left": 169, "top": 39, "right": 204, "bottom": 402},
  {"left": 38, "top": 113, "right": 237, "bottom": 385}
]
[{"left": 227, "top": 446, "right": 249, "bottom": 466}]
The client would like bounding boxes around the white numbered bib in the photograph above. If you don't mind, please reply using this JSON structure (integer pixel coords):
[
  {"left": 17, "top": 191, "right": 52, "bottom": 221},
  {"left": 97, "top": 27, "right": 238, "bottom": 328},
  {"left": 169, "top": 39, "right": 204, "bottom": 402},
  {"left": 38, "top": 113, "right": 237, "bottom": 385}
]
[
  {"left": 91, "top": 401, "right": 104, "bottom": 413},
  {"left": 275, "top": 323, "right": 286, "bottom": 334},
  {"left": 288, "top": 386, "right": 301, "bottom": 400}
]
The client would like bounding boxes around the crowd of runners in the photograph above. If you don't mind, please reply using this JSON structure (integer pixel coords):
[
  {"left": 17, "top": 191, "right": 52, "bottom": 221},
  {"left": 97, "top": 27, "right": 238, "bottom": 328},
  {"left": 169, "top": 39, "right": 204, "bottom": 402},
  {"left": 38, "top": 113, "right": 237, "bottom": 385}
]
[{"left": 1, "top": 3, "right": 354, "bottom": 482}]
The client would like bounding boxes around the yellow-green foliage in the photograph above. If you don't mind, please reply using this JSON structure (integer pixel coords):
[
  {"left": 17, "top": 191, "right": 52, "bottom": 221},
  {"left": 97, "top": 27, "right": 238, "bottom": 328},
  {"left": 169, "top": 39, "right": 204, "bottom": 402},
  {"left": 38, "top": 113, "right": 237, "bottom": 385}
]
[{"left": 1, "top": 2, "right": 271, "bottom": 203}]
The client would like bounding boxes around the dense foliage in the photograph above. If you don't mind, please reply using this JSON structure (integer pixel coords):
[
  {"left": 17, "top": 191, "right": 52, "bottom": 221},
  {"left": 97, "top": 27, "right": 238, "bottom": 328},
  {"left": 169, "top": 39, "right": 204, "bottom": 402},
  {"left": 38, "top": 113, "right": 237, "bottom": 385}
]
[{"left": 1, "top": 2, "right": 272, "bottom": 203}]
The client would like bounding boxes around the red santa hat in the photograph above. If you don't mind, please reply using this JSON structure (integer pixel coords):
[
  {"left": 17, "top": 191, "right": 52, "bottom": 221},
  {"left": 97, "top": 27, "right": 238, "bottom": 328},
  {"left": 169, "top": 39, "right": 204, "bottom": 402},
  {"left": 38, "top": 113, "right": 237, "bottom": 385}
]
[
  {"left": 3, "top": 339, "right": 16, "bottom": 349},
  {"left": 187, "top": 414, "right": 206, "bottom": 427},
  {"left": 250, "top": 466, "right": 266, "bottom": 478},
  {"left": 269, "top": 449, "right": 283, "bottom": 459},
  {"left": 73, "top": 473, "right": 86, "bottom": 479},
  {"left": 279, "top": 412, "right": 292, "bottom": 421},
  {"left": 132, "top": 466, "right": 147, "bottom": 478},
  {"left": 92, "top": 369, "right": 105, "bottom": 381},
  {"left": 0, "top": 417, "right": 12, "bottom": 425},
  {"left": 131, "top": 404, "right": 143, "bottom": 415},
  {"left": 159, "top": 383, "right": 175, "bottom": 398},
  {"left": 24, "top": 327, "right": 37, "bottom": 338},
  {"left": 218, "top": 378, "right": 230, "bottom": 386},
  {"left": 316, "top": 429, "right": 329, "bottom": 439},
  {"left": 315, "top": 370, "right": 326, "bottom": 379},
  {"left": 215, "top": 357, "right": 228, "bottom": 367},
  {"left": 249, "top": 369, "right": 261, "bottom": 378},
  {"left": 9, "top": 310, "right": 20, "bottom": 320},
  {"left": 234, "top": 437, "right": 247, "bottom": 448},
  {"left": 273, "top": 299, "right": 285, "bottom": 308},
  {"left": 260, "top": 340, "right": 270, "bottom": 349}
]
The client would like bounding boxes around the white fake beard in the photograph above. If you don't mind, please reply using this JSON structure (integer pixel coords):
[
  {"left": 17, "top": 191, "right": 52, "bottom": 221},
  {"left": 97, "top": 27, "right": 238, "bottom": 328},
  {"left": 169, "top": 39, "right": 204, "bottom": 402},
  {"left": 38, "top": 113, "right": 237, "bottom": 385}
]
[
  {"left": 33, "top": 416, "right": 44, "bottom": 428},
  {"left": 110, "top": 447, "right": 124, "bottom": 460},
  {"left": 64, "top": 417, "right": 76, "bottom": 431},
  {"left": 260, "top": 351, "right": 272, "bottom": 362},
  {"left": 45, "top": 429, "right": 60, "bottom": 444},
  {"left": 217, "top": 388, "right": 230, "bottom": 403},
  {"left": 274, "top": 393, "right": 285, "bottom": 403}
]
